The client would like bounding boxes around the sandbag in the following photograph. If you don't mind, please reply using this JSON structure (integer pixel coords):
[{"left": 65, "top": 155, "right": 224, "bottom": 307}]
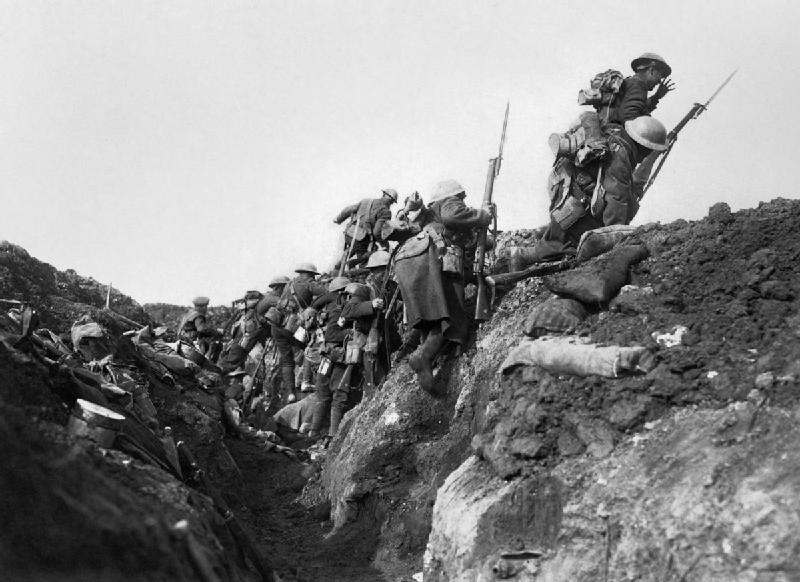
[
  {"left": 544, "top": 244, "right": 648, "bottom": 305},
  {"left": 500, "top": 335, "right": 652, "bottom": 378},
  {"left": 576, "top": 224, "right": 638, "bottom": 263},
  {"left": 523, "top": 296, "right": 588, "bottom": 338}
]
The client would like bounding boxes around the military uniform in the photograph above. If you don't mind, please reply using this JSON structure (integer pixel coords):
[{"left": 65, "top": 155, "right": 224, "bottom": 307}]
[
  {"left": 272, "top": 269, "right": 327, "bottom": 402},
  {"left": 334, "top": 191, "right": 396, "bottom": 267},
  {"left": 532, "top": 121, "right": 665, "bottom": 262},
  {"left": 394, "top": 180, "right": 491, "bottom": 393}
]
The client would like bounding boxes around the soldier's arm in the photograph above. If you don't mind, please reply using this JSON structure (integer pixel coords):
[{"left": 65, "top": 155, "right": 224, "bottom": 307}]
[
  {"left": 341, "top": 298, "right": 375, "bottom": 320},
  {"left": 440, "top": 198, "right": 491, "bottom": 231},
  {"left": 195, "top": 316, "right": 219, "bottom": 338},
  {"left": 334, "top": 203, "right": 359, "bottom": 224},
  {"left": 618, "top": 77, "right": 655, "bottom": 121}
]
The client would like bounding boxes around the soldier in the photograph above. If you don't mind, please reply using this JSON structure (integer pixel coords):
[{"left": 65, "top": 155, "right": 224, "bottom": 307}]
[
  {"left": 532, "top": 115, "right": 669, "bottom": 261},
  {"left": 256, "top": 276, "right": 290, "bottom": 323},
  {"left": 272, "top": 263, "right": 327, "bottom": 403},
  {"left": 363, "top": 250, "right": 401, "bottom": 388},
  {"left": 608, "top": 52, "right": 674, "bottom": 126},
  {"left": 220, "top": 290, "right": 265, "bottom": 372},
  {"left": 334, "top": 188, "right": 399, "bottom": 268},
  {"left": 308, "top": 276, "right": 352, "bottom": 446},
  {"left": 176, "top": 296, "right": 220, "bottom": 357},
  {"left": 394, "top": 179, "right": 492, "bottom": 393}
]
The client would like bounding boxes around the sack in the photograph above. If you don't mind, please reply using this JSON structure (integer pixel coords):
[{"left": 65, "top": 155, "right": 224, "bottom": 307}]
[
  {"left": 318, "top": 356, "right": 332, "bottom": 377},
  {"left": 441, "top": 245, "right": 464, "bottom": 276},
  {"left": 544, "top": 244, "right": 649, "bottom": 304},
  {"left": 523, "top": 296, "right": 588, "bottom": 338},
  {"left": 550, "top": 194, "right": 587, "bottom": 230},
  {"left": 284, "top": 313, "right": 302, "bottom": 334},
  {"left": 576, "top": 225, "right": 638, "bottom": 263},
  {"left": 293, "top": 326, "right": 308, "bottom": 344}
]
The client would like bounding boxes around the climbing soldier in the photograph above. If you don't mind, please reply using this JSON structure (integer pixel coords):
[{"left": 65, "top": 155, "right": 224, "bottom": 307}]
[
  {"left": 608, "top": 52, "right": 675, "bottom": 127},
  {"left": 532, "top": 115, "right": 669, "bottom": 262},
  {"left": 394, "top": 179, "right": 492, "bottom": 394},
  {"left": 334, "top": 188, "right": 398, "bottom": 269}
]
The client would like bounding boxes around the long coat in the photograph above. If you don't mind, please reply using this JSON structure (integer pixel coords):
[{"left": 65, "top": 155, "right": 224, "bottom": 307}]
[{"left": 394, "top": 196, "right": 489, "bottom": 345}]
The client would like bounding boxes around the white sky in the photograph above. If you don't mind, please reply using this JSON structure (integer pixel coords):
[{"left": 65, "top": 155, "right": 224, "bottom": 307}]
[{"left": 2, "top": 0, "right": 798, "bottom": 305}]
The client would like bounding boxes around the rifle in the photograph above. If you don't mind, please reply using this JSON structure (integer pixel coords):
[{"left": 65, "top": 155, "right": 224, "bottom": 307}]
[
  {"left": 475, "top": 101, "right": 510, "bottom": 321},
  {"left": 641, "top": 69, "right": 738, "bottom": 196},
  {"left": 485, "top": 258, "right": 575, "bottom": 290},
  {"left": 176, "top": 441, "right": 276, "bottom": 582},
  {"left": 338, "top": 214, "right": 362, "bottom": 277}
]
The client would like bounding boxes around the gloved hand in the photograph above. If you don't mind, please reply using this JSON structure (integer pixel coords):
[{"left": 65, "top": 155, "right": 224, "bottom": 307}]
[{"left": 337, "top": 317, "right": 346, "bottom": 328}]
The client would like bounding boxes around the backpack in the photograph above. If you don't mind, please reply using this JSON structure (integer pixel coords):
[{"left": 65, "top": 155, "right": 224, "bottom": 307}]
[{"left": 547, "top": 69, "right": 624, "bottom": 168}]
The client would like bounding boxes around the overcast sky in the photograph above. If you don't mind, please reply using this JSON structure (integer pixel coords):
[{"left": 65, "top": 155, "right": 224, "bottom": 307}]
[{"left": 2, "top": 0, "right": 798, "bottom": 305}]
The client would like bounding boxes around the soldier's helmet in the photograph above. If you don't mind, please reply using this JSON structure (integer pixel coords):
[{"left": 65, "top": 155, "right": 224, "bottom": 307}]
[
  {"left": 344, "top": 282, "right": 370, "bottom": 301},
  {"left": 192, "top": 296, "right": 210, "bottom": 307},
  {"left": 268, "top": 275, "right": 291, "bottom": 288},
  {"left": 328, "top": 276, "right": 351, "bottom": 293},
  {"left": 624, "top": 117, "right": 669, "bottom": 151},
  {"left": 295, "top": 262, "right": 320, "bottom": 275},
  {"left": 631, "top": 52, "right": 672, "bottom": 77},
  {"left": 430, "top": 179, "right": 466, "bottom": 202},
  {"left": 382, "top": 188, "right": 399, "bottom": 203},
  {"left": 366, "top": 250, "right": 391, "bottom": 269},
  {"left": 244, "top": 290, "right": 263, "bottom": 306}
]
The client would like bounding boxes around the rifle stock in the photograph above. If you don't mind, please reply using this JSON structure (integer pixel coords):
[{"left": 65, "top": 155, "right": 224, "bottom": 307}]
[{"left": 486, "top": 258, "right": 574, "bottom": 288}]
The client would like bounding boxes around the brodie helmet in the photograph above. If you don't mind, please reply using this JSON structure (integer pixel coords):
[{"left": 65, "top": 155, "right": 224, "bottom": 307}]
[{"left": 624, "top": 116, "right": 669, "bottom": 151}]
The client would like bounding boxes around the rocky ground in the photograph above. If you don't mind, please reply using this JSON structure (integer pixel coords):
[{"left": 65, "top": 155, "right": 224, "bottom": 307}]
[{"left": 2, "top": 197, "right": 800, "bottom": 581}]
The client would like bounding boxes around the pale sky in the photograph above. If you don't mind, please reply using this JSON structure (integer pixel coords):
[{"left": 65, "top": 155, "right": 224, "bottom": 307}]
[{"left": 2, "top": 1, "right": 798, "bottom": 305}]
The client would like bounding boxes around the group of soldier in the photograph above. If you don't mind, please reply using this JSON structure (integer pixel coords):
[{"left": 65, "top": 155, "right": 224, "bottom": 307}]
[{"left": 175, "top": 52, "right": 676, "bottom": 447}]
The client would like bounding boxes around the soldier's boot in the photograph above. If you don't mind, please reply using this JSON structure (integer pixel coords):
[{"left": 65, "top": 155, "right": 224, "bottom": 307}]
[
  {"left": 409, "top": 326, "right": 444, "bottom": 394},
  {"left": 281, "top": 365, "right": 297, "bottom": 403},
  {"left": 329, "top": 409, "right": 343, "bottom": 439}
]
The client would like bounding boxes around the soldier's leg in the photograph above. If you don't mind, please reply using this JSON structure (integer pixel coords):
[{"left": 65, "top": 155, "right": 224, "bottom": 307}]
[{"left": 309, "top": 369, "right": 333, "bottom": 438}]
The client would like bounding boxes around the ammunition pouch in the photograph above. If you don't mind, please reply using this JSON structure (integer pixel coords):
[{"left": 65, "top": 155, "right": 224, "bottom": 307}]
[
  {"left": 550, "top": 193, "right": 588, "bottom": 230},
  {"left": 284, "top": 313, "right": 302, "bottom": 334}
]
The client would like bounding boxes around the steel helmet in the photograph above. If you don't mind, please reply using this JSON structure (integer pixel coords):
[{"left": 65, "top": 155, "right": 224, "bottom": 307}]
[
  {"left": 268, "top": 275, "right": 290, "bottom": 288},
  {"left": 631, "top": 52, "right": 672, "bottom": 77},
  {"left": 295, "top": 262, "right": 320, "bottom": 275},
  {"left": 328, "top": 276, "right": 351, "bottom": 293},
  {"left": 382, "top": 188, "right": 399, "bottom": 203},
  {"left": 366, "top": 250, "right": 391, "bottom": 269},
  {"left": 624, "top": 116, "right": 668, "bottom": 151},
  {"left": 192, "top": 296, "right": 210, "bottom": 307},
  {"left": 344, "top": 282, "right": 370, "bottom": 300},
  {"left": 430, "top": 179, "right": 465, "bottom": 202}
]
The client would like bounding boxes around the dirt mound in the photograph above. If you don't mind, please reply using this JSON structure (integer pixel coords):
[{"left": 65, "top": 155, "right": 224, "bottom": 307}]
[
  {"left": 309, "top": 198, "right": 800, "bottom": 581},
  {"left": 0, "top": 240, "right": 148, "bottom": 330}
]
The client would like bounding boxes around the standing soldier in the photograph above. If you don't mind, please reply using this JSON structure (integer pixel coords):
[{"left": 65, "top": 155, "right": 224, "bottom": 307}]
[
  {"left": 220, "top": 290, "right": 264, "bottom": 372},
  {"left": 272, "top": 263, "right": 327, "bottom": 403},
  {"left": 256, "top": 275, "right": 290, "bottom": 324},
  {"left": 394, "top": 179, "right": 492, "bottom": 394},
  {"left": 532, "top": 115, "right": 669, "bottom": 261},
  {"left": 176, "top": 296, "right": 221, "bottom": 357},
  {"left": 334, "top": 188, "right": 399, "bottom": 269},
  {"left": 308, "top": 276, "right": 351, "bottom": 447},
  {"left": 363, "top": 250, "right": 400, "bottom": 388}
]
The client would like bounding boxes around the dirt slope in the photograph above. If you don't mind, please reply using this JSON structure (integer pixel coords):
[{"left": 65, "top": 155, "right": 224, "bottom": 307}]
[{"left": 311, "top": 198, "right": 800, "bottom": 581}]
